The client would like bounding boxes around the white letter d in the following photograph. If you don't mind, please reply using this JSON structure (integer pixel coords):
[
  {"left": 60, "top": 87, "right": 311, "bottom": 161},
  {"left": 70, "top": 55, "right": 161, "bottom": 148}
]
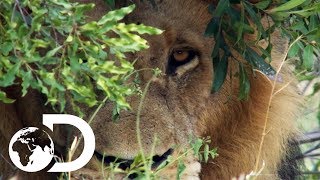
[{"left": 43, "top": 114, "right": 95, "bottom": 172}]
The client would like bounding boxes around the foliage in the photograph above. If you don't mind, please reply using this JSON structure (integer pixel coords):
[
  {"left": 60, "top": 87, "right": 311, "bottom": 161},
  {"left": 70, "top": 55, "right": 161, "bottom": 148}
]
[
  {"left": 0, "top": 0, "right": 162, "bottom": 117},
  {"left": 206, "top": 0, "right": 320, "bottom": 100},
  {"left": 96, "top": 136, "right": 218, "bottom": 179}
]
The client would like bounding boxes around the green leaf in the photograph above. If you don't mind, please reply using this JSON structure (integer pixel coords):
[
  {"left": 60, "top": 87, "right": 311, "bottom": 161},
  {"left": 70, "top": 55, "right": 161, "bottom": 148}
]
[
  {"left": 243, "top": 2, "right": 266, "bottom": 39},
  {"left": 177, "top": 160, "right": 186, "bottom": 180},
  {"left": 46, "top": 46, "right": 62, "bottom": 58},
  {"left": 258, "top": 45, "right": 272, "bottom": 61},
  {"left": 74, "top": 3, "right": 95, "bottom": 18},
  {"left": 235, "top": 22, "right": 254, "bottom": 34},
  {"left": 254, "top": 0, "right": 271, "bottom": 10},
  {"left": 204, "top": 144, "right": 209, "bottom": 163},
  {"left": 212, "top": 54, "right": 229, "bottom": 92},
  {"left": 302, "top": 45, "right": 314, "bottom": 70},
  {"left": 271, "top": 11, "right": 290, "bottom": 21},
  {"left": 270, "top": 0, "right": 307, "bottom": 12},
  {"left": 79, "top": 21, "right": 99, "bottom": 32},
  {"left": 31, "top": 10, "right": 47, "bottom": 31},
  {"left": 238, "top": 63, "right": 250, "bottom": 100},
  {"left": 66, "top": 35, "right": 73, "bottom": 42},
  {"left": 191, "top": 138, "right": 203, "bottom": 156},
  {"left": 98, "top": 5, "right": 135, "bottom": 25},
  {"left": 308, "top": 15, "right": 318, "bottom": 31},
  {"left": 306, "top": 28, "right": 320, "bottom": 43},
  {"left": 245, "top": 47, "right": 276, "bottom": 77},
  {"left": 0, "top": 62, "right": 20, "bottom": 87},
  {"left": 39, "top": 71, "right": 65, "bottom": 92},
  {"left": 130, "top": 153, "right": 143, "bottom": 169},
  {"left": 236, "top": 2, "right": 245, "bottom": 43},
  {"left": 112, "top": 106, "right": 120, "bottom": 121},
  {"left": 17, "top": 25, "right": 29, "bottom": 39},
  {"left": 209, "top": 148, "right": 218, "bottom": 159},
  {"left": 0, "top": 91, "right": 15, "bottom": 103},
  {"left": 123, "top": 23, "right": 163, "bottom": 35},
  {"left": 21, "top": 71, "right": 33, "bottom": 96},
  {"left": 291, "top": 21, "right": 308, "bottom": 34},
  {"left": 293, "top": 11, "right": 315, "bottom": 18},
  {"left": 0, "top": 42, "right": 13, "bottom": 56},
  {"left": 70, "top": 57, "right": 81, "bottom": 72},
  {"left": 31, "top": 39, "right": 50, "bottom": 48},
  {"left": 52, "top": 1, "right": 73, "bottom": 9},
  {"left": 288, "top": 41, "right": 300, "bottom": 58},
  {"left": 205, "top": 18, "right": 220, "bottom": 37},
  {"left": 213, "top": 0, "right": 230, "bottom": 17},
  {"left": 57, "top": 91, "right": 66, "bottom": 113}
]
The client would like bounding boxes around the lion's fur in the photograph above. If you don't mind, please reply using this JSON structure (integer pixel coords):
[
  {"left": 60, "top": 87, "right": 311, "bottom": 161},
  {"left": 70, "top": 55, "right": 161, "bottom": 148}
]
[{"left": 0, "top": 0, "right": 302, "bottom": 179}]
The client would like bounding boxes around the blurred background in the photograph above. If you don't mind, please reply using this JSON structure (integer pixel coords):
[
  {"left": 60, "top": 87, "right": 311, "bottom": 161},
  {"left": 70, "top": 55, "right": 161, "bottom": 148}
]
[{"left": 297, "top": 72, "right": 320, "bottom": 179}]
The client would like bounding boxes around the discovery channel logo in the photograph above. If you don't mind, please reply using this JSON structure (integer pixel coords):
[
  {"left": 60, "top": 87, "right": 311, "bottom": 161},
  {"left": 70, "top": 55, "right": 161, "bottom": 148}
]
[{"left": 8, "top": 114, "right": 95, "bottom": 172}]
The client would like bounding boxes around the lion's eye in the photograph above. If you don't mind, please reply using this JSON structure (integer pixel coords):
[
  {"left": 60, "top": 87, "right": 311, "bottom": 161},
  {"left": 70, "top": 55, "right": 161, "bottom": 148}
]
[
  {"left": 173, "top": 50, "right": 190, "bottom": 62},
  {"left": 172, "top": 49, "right": 196, "bottom": 63},
  {"left": 167, "top": 49, "right": 198, "bottom": 75}
]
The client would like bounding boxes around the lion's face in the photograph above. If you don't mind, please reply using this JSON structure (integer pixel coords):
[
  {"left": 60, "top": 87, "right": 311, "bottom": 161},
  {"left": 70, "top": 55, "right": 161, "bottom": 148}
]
[
  {"left": 89, "top": 0, "right": 214, "bottom": 163},
  {"left": 0, "top": 0, "right": 301, "bottom": 179}
]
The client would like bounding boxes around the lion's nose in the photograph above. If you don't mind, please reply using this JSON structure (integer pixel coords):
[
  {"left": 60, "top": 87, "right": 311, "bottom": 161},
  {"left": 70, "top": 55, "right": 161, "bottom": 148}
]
[{"left": 94, "top": 148, "right": 173, "bottom": 170}]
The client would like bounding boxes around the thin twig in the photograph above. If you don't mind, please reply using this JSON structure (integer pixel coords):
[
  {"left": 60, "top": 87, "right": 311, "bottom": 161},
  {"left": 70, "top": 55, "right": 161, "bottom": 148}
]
[
  {"left": 253, "top": 36, "right": 303, "bottom": 172},
  {"left": 136, "top": 77, "right": 153, "bottom": 179},
  {"left": 154, "top": 148, "right": 193, "bottom": 175},
  {"left": 298, "top": 131, "right": 320, "bottom": 144},
  {"left": 67, "top": 96, "right": 109, "bottom": 178},
  {"left": 301, "top": 171, "right": 320, "bottom": 175},
  {"left": 303, "top": 143, "right": 320, "bottom": 155},
  {"left": 73, "top": 96, "right": 109, "bottom": 151},
  {"left": 11, "top": 2, "right": 17, "bottom": 23},
  {"left": 15, "top": 0, "right": 28, "bottom": 26},
  {"left": 297, "top": 153, "right": 320, "bottom": 159},
  {"left": 273, "top": 70, "right": 307, "bottom": 97}
]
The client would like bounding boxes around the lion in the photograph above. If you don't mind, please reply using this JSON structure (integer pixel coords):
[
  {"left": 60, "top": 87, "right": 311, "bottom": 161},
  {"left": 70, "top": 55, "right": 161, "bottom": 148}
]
[{"left": 0, "top": 0, "right": 302, "bottom": 179}]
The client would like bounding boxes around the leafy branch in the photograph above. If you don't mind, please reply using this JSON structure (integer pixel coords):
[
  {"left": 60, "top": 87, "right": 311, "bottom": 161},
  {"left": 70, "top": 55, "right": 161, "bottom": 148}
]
[
  {"left": 96, "top": 136, "right": 217, "bottom": 179},
  {"left": 0, "top": 0, "right": 162, "bottom": 117},
  {"left": 206, "top": 0, "right": 320, "bottom": 99}
]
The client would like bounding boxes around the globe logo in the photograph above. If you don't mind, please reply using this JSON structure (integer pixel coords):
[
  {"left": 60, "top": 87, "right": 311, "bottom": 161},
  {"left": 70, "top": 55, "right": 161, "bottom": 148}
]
[
  {"left": 9, "top": 127, "right": 54, "bottom": 172},
  {"left": 8, "top": 114, "right": 95, "bottom": 172}
]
